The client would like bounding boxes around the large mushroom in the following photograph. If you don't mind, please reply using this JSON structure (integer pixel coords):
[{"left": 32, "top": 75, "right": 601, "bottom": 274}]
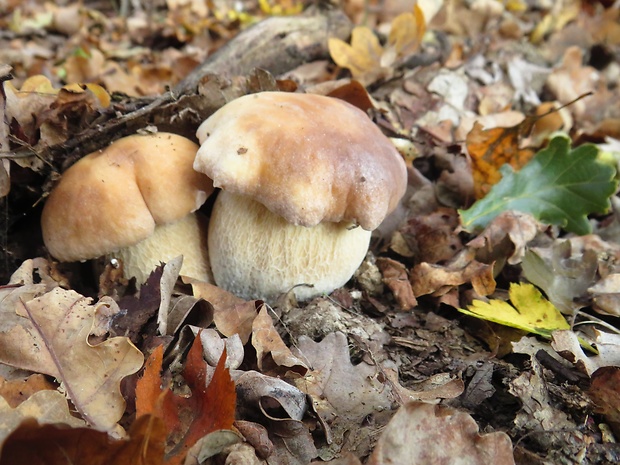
[
  {"left": 41, "top": 132, "right": 214, "bottom": 283},
  {"left": 194, "top": 91, "right": 408, "bottom": 303}
]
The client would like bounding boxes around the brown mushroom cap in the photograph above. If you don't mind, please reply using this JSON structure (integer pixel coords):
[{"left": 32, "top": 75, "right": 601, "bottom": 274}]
[
  {"left": 194, "top": 92, "right": 407, "bottom": 230},
  {"left": 41, "top": 132, "right": 214, "bottom": 264}
]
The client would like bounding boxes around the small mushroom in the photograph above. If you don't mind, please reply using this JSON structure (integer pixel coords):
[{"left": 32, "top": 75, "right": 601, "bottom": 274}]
[
  {"left": 41, "top": 132, "right": 215, "bottom": 283},
  {"left": 194, "top": 91, "right": 408, "bottom": 303}
]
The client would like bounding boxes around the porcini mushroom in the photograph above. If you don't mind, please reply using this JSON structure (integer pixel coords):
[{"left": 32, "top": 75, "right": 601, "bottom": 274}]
[
  {"left": 41, "top": 132, "right": 215, "bottom": 283},
  {"left": 194, "top": 91, "right": 408, "bottom": 303}
]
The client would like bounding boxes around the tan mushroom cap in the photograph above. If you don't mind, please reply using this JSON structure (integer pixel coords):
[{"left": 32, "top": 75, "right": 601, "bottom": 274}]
[
  {"left": 41, "top": 132, "right": 214, "bottom": 262},
  {"left": 194, "top": 91, "right": 407, "bottom": 231}
]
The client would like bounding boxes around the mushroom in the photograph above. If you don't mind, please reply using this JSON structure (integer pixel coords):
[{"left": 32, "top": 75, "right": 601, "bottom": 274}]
[
  {"left": 41, "top": 132, "right": 215, "bottom": 284},
  {"left": 194, "top": 91, "right": 408, "bottom": 303}
]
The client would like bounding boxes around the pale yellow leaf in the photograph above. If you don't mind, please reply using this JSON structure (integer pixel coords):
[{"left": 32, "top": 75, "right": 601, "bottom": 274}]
[{"left": 329, "top": 26, "right": 383, "bottom": 80}]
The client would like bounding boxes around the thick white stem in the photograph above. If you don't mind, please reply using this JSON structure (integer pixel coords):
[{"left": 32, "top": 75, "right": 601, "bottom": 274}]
[{"left": 208, "top": 191, "right": 371, "bottom": 303}]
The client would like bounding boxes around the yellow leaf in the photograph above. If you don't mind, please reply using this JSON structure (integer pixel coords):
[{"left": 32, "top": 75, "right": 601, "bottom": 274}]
[
  {"left": 328, "top": 26, "right": 383, "bottom": 82},
  {"left": 459, "top": 282, "right": 569, "bottom": 337},
  {"left": 258, "top": 0, "right": 303, "bottom": 16},
  {"left": 387, "top": 5, "right": 426, "bottom": 59}
]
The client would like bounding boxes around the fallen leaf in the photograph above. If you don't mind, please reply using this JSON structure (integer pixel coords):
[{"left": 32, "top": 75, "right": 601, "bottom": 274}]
[
  {"left": 252, "top": 305, "right": 308, "bottom": 373},
  {"left": 588, "top": 366, "right": 620, "bottom": 437},
  {"left": 588, "top": 274, "right": 620, "bottom": 316},
  {"left": 546, "top": 46, "right": 599, "bottom": 119},
  {"left": 0, "top": 288, "right": 144, "bottom": 432},
  {"left": 135, "top": 334, "right": 236, "bottom": 465},
  {"left": 467, "top": 211, "right": 541, "bottom": 265},
  {"left": 508, "top": 353, "right": 577, "bottom": 442},
  {"left": 459, "top": 282, "right": 570, "bottom": 338},
  {"left": 0, "top": 390, "right": 85, "bottom": 440},
  {"left": 293, "top": 332, "right": 396, "bottom": 460},
  {"left": 0, "top": 414, "right": 165, "bottom": 465},
  {"left": 329, "top": 26, "right": 383, "bottom": 83},
  {"left": 410, "top": 250, "right": 496, "bottom": 298},
  {"left": 466, "top": 119, "right": 536, "bottom": 198},
  {"left": 398, "top": 207, "right": 463, "bottom": 265},
  {"left": 189, "top": 280, "right": 257, "bottom": 344},
  {"left": 367, "top": 402, "right": 515, "bottom": 465},
  {"left": 328, "top": 6, "right": 425, "bottom": 85},
  {"left": 376, "top": 257, "right": 417, "bottom": 311},
  {"left": 233, "top": 370, "right": 307, "bottom": 422},
  {"left": 460, "top": 135, "right": 617, "bottom": 235},
  {"left": 522, "top": 239, "right": 598, "bottom": 314},
  {"left": 0, "top": 374, "right": 56, "bottom": 408},
  {"left": 551, "top": 329, "right": 620, "bottom": 376}
]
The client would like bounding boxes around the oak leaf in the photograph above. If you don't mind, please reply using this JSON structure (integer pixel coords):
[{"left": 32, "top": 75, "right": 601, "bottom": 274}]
[
  {"left": 328, "top": 6, "right": 425, "bottom": 85},
  {"left": 367, "top": 402, "right": 515, "bottom": 465},
  {"left": 460, "top": 135, "right": 617, "bottom": 235},
  {"left": 466, "top": 119, "right": 536, "bottom": 199},
  {"left": 0, "top": 288, "right": 144, "bottom": 432},
  {"left": 135, "top": 334, "right": 236, "bottom": 465}
]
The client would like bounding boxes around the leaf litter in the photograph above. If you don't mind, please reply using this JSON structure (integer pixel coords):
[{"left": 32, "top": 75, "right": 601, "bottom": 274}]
[{"left": 1, "top": 0, "right": 620, "bottom": 464}]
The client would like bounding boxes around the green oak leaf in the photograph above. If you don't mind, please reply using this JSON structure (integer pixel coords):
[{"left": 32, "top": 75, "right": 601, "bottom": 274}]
[{"left": 459, "top": 135, "right": 618, "bottom": 235}]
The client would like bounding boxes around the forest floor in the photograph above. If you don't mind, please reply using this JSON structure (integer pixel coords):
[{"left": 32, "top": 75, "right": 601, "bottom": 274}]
[{"left": 1, "top": 0, "right": 620, "bottom": 464}]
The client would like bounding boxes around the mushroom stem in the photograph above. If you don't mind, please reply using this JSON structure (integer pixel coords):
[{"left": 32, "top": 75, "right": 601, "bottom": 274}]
[
  {"left": 208, "top": 191, "right": 372, "bottom": 303},
  {"left": 113, "top": 212, "right": 212, "bottom": 284}
]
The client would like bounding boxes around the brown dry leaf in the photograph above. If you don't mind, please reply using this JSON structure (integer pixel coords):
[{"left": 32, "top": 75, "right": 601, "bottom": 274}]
[
  {"left": 398, "top": 207, "right": 463, "bottom": 264},
  {"left": 0, "top": 288, "right": 144, "bottom": 432},
  {"left": 0, "top": 390, "right": 85, "bottom": 443},
  {"left": 466, "top": 120, "right": 536, "bottom": 199},
  {"left": 467, "top": 211, "right": 541, "bottom": 265},
  {"left": 0, "top": 414, "right": 165, "bottom": 465},
  {"left": 251, "top": 305, "right": 308, "bottom": 373},
  {"left": 367, "top": 402, "right": 515, "bottom": 465},
  {"left": 410, "top": 250, "right": 496, "bottom": 298},
  {"left": 508, "top": 350, "right": 577, "bottom": 441},
  {"left": 588, "top": 367, "right": 620, "bottom": 437},
  {"left": 588, "top": 274, "right": 620, "bottom": 316},
  {"left": 0, "top": 374, "right": 56, "bottom": 408},
  {"left": 292, "top": 332, "right": 396, "bottom": 459},
  {"left": 189, "top": 280, "right": 257, "bottom": 344},
  {"left": 545, "top": 46, "right": 599, "bottom": 119},
  {"left": 375, "top": 257, "right": 417, "bottom": 311}
]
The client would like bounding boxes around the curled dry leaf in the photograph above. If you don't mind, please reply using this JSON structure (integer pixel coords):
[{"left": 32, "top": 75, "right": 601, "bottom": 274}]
[
  {"left": 233, "top": 370, "right": 307, "bottom": 422},
  {"left": 410, "top": 249, "right": 496, "bottom": 298},
  {"left": 467, "top": 211, "right": 541, "bottom": 265},
  {"left": 252, "top": 306, "right": 308, "bottom": 373},
  {"left": 588, "top": 274, "right": 620, "bottom": 316},
  {"left": 189, "top": 280, "right": 257, "bottom": 344},
  {"left": 367, "top": 402, "right": 515, "bottom": 465},
  {"left": 376, "top": 257, "right": 417, "bottom": 311},
  {"left": 522, "top": 239, "right": 598, "bottom": 314},
  {"left": 0, "top": 288, "right": 144, "bottom": 432},
  {"left": 551, "top": 329, "right": 620, "bottom": 376}
]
